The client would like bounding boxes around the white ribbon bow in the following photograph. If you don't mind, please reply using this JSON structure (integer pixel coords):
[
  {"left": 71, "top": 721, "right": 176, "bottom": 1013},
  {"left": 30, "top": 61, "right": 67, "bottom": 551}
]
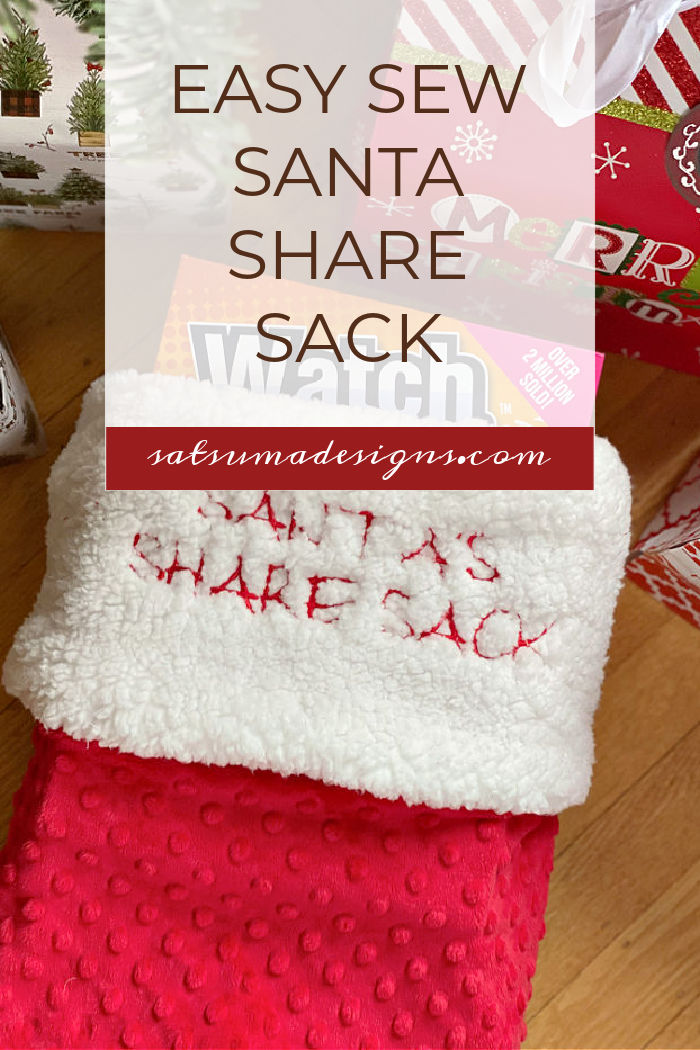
[{"left": 524, "top": 0, "right": 698, "bottom": 126}]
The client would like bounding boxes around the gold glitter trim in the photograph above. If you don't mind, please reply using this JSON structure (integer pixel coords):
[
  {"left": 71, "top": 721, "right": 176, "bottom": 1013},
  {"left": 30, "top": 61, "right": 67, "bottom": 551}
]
[
  {"left": 392, "top": 42, "right": 681, "bottom": 131},
  {"left": 390, "top": 42, "right": 518, "bottom": 87},
  {"left": 598, "top": 98, "right": 680, "bottom": 132}
]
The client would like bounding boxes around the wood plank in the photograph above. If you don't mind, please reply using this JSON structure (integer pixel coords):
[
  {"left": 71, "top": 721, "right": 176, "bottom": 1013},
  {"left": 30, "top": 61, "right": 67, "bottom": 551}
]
[
  {"left": 527, "top": 860, "right": 700, "bottom": 1049},
  {"left": 595, "top": 353, "right": 663, "bottom": 430},
  {"left": 557, "top": 587, "right": 700, "bottom": 848},
  {"left": 0, "top": 700, "right": 35, "bottom": 840},
  {"left": 0, "top": 550, "right": 44, "bottom": 717},
  {"left": 528, "top": 724, "right": 700, "bottom": 1018},
  {"left": 596, "top": 364, "right": 700, "bottom": 540},
  {"left": 0, "top": 230, "right": 104, "bottom": 427},
  {"left": 1, "top": 387, "right": 94, "bottom": 580},
  {"left": 0, "top": 230, "right": 102, "bottom": 843},
  {"left": 603, "top": 578, "right": 683, "bottom": 676},
  {"left": 645, "top": 995, "right": 700, "bottom": 1049}
]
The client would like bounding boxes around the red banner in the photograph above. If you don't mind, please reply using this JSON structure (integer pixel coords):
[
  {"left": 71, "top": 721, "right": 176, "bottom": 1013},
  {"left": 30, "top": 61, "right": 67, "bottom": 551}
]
[{"left": 106, "top": 427, "right": 594, "bottom": 490}]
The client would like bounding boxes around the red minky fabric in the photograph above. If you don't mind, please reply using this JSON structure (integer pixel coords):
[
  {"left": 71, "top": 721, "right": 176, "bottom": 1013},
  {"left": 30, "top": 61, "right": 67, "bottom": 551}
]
[{"left": 0, "top": 726, "right": 557, "bottom": 1049}]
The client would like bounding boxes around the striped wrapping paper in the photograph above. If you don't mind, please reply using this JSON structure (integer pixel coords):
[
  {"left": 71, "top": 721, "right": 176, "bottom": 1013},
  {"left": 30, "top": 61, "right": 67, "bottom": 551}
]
[
  {"left": 627, "top": 454, "right": 700, "bottom": 631},
  {"left": 394, "top": 0, "right": 561, "bottom": 70},
  {"left": 618, "top": 6, "right": 700, "bottom": 116},
  {"left": 395, "top": 1, "right": 700, "bottom": 118}
]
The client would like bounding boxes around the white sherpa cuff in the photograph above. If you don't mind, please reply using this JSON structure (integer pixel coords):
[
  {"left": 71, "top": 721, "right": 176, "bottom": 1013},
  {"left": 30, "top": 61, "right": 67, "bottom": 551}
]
[{"left": 3, "top": 374, "right": 631, "bottom": 814}]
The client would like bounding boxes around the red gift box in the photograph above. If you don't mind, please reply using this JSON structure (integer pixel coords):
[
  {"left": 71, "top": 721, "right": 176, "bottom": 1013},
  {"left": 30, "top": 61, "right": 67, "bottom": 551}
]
[
  {"left": 389, "top": 1, "right": 700, "bottom": 375},
  {"left": 596, "top": 7, "right": 700, "bottom": 375}
]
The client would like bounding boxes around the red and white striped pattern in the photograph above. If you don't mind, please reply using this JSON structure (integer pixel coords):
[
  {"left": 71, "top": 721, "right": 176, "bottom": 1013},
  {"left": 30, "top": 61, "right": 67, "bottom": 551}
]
[
  {"left": 396, "top": 1, "right": 700, "bottom": 116},
  {"left": 618, "top": 7, "right": 700, "bottom": 113},
  {"left": 395, "top": 0, "right": 563, "bottom": 70}
]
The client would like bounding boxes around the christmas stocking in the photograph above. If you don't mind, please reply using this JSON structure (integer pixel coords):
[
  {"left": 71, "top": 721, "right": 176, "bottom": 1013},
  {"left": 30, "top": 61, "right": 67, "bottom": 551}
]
[{"left": 0, "top": 376, "right": 631, "bottom": 1049}]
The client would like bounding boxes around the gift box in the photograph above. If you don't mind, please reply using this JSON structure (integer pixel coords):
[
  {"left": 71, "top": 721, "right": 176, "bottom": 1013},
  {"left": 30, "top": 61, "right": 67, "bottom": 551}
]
[
  {"left": 0, "top": 1, "right": 104, "bottom": 230},
  {"left": 357, "top": 1, "right": 596, "bottom": 355},
  {"left": 153, "top": 257, "right": 599, "bottom": 429},
  {"left": 626, "top": 453, "right": 700, "bottom": 629},
  {"left": 596, "top": 6, "right": 700, "bottom": 375},
  {"left": 383, "top": 1, "right": 700, "bottom": 375}
]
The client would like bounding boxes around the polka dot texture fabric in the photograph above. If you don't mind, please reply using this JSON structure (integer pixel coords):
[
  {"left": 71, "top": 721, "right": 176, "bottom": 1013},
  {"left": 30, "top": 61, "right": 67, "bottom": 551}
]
[{"left": 0, "top": 727, "right": 556, "bottom": 1049}]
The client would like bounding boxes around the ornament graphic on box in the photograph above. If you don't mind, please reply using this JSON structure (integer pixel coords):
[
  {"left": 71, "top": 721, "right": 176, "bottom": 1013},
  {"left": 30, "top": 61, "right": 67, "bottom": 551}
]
[{"left": 666, "top": 103, "right": 700, "bottom": 208}]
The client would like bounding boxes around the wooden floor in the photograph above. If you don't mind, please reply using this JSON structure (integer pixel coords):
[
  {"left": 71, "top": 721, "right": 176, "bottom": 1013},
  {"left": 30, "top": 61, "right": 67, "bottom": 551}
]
[{"left": 1, "top": 229, "right": 699, "bottom": 1049}]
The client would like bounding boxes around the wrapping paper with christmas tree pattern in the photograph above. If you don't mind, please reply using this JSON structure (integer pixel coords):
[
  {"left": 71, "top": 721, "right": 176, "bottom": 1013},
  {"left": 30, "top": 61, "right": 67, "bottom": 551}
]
[{"left": 0, "top": 0, "right": 103, "bottom": 229}]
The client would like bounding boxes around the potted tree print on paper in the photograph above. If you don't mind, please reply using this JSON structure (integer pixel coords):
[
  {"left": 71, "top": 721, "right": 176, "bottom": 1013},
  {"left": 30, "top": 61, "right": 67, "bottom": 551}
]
[
  {"left": 0, "top": 150, "right": 44, "bottom": 178},
  {"left": 27, "top": 189, "right": 61, "bottom": 209},
  {"left": 0, "top": 10, "right": 52, "bottom": 117},
  {"left": 0, "top": 185, "right": 27, "bottom": 205},
  {"left": 57, "top": 167, "right": 103, "bottom": 204},
  {"left": 67, "top": 64, "right": 104, "bottom": 146}
]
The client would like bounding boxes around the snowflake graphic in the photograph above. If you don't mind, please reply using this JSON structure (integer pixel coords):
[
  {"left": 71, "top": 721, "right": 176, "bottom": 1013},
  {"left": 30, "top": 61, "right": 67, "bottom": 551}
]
[
  {"left": 527, "top": 258, "right": 559, "bottom": 286},
  {"left": 530, "top": 258, "right": 558, "bottom": 276},
  {"left": 451, "top": 120, "right": 497, "bottom": 163},
  {"left": 463, "top": 294, "right": 502, "bottom": 324},
  {"left": 593, "top": 142, "right": 630, "bottom": 179},
  {"left": 366, "top": 196, "right": 415, "bottom": 217}
]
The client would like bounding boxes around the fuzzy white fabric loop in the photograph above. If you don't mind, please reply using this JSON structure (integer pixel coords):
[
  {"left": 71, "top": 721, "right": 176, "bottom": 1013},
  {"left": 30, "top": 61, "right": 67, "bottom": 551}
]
[{"left": 3, "top": 374, "right": 631, "bottom": 814}]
